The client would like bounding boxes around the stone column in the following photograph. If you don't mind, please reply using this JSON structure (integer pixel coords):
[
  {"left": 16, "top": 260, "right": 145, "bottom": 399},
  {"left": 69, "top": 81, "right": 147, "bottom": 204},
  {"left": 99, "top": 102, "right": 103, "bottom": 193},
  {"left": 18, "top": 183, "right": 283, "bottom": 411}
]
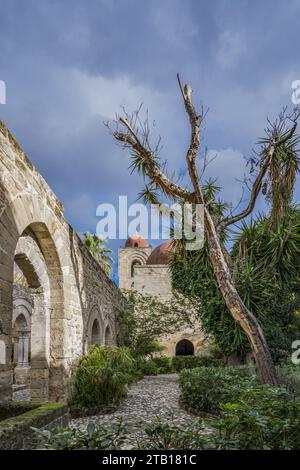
[
  {"left": 30, "top": 291, "right": 50, "bottom": 402},
  {"left": 14, "top": 330, "right": 31, "bottom": 385},
  {"left": 22, "top": 333, "right": 29, "bottom": 367},
  {"left": 13, "top": 336, "right": 19, "bottom": 365}
]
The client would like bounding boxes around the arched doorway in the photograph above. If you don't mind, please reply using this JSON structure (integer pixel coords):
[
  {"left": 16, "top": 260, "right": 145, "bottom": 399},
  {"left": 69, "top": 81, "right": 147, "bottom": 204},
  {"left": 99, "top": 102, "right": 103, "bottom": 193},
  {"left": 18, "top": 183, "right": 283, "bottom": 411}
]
[
  {"left": 0, "top": 168, "right": 66, "bottom": 402},
  {"left": 85, "top": 307, "right": 103, "bottom": 350},
  {"left": 13, "top": 313, "right": 29, "bottom": 364},
  {"left": 105, "top": 325, "right": 113, "bottom": 345},
  {"left": 175, "top": 339, "right": 194, "bottom": 356},
  {"left": 91, "top": 319, "right": 101, "bottom": 346},
  {"left": 13, "top": 232, "right": 51, "bottom": 401},
  {"left": 131, "top": 260, "right": 141, "bottom": 277}
]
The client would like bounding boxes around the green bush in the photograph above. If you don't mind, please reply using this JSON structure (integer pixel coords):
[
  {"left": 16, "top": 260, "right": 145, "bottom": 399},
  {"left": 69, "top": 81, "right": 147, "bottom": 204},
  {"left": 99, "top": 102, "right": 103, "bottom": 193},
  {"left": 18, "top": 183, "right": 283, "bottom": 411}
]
[
  {"left": 211, "top": 386, "right": 300, "bottom": 450},
  {"left": 179, "top": 366, "right": 256, "bottom": 414},
  {"left": 70, "top": 346, "right": 136, "bottom": 411},
  {"left": 172, "top": 355, "right": 222, "bottom": 371},
  {"left": 137, "top": 418, "right": 212, "bottom": 450},
  {"left": 139, "top": 360, "right": 159, "bottom": 376},
  {"left": 178, "top": 366, "right": 300, "bottom": 449},
  {"left": 137, "top": 394, "right": 300, "bottom": 450},
  {"left": 152, "top": 357, "right": 174, "bottom": 374},
  {"left": 141, "top": 355, "right": 222, "bottom": 376},
  {"left": 276, "top": 364, "right": 300, "bottom": 397},
  {"left": 32, "top": 420, "right": 126, "bottom": 450}
]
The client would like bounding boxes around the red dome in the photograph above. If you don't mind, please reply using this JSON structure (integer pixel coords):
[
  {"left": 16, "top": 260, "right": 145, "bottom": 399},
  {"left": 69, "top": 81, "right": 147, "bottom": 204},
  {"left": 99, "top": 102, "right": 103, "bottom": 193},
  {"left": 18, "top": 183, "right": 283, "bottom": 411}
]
[
  {"left": 146, "top": 240, "right": 174, "bottom": 265},
  {"left": 125, "top": 236, "right": 149, "bottom": 248}
]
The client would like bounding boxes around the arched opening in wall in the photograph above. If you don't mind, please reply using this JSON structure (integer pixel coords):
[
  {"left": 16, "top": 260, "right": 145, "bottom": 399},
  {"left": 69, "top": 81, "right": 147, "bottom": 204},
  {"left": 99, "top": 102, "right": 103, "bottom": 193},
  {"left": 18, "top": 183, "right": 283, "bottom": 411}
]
[
  {"left": 12, "top": 223, "right": 65, "bottom": 402},
  {"left": 91, "top": 319, "right": 101, "bottom": 345},
  {"left": 175, "top": 339, "right": 194, "bottom": 356},
  {"left": 12, "top": 312, "right": 30, "bottom": 386},
  {"left": 105, "top": 325, "right": 113, "bottom": 345},
  {"left": 131, "top": 260, "right": 141, "bottom": 277},
  {"left": 13, "top": 235, "right": 49, "bottom": 400}
]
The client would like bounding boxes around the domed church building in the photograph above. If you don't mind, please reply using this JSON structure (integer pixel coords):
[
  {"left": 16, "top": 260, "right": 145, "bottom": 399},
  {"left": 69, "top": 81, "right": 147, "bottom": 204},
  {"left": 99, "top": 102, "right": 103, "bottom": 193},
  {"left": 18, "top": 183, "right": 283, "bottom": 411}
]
[{"left": 118, "top": 237, "right": 210, "bottom": 357}]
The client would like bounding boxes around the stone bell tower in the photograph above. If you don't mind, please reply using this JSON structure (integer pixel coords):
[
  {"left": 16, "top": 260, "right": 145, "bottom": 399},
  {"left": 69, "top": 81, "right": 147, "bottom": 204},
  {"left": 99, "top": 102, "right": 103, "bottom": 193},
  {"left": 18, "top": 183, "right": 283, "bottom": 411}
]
[{"left": 118, "top": 236, "right": 152, "bottom": 290}]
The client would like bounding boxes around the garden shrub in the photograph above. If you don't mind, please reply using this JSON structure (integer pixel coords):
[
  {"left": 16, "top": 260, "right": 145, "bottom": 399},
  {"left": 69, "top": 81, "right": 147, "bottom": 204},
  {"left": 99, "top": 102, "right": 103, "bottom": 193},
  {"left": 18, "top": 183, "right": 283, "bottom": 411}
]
[
  {"left": 178, "top": 366, "right": 300, "bottom": 449},
  {"left": 276, "top": 363, "right": 300, "bottom": 397},
  {"left": 32, "top": 420, "right": 126, "bottom": 450},
  {"left": 139, "top": 360, "right": 159, "bottom": 376},
  {"left": 137, "top": 418, "right": 212, "bottom": 450},
  {"left": 172, "top": 355, "right": 222, "bottom": 371},
  {"left": 211, "top": 388, "right": 300, "bottom": 450},
  {"left": 152, "top": 357, "right": 174, "bottom": 374},
  {"left": 141, "top": 355, "right": 222, "bottom": 376},
  {"left": 70, "top": 346, "right": 136, "bottom": 411},
  {"left": 179, "top": 366, "right": 256, "bottom": 414},
  {"left": 137, "top": 395, "right": 300, "bottom": 450}
]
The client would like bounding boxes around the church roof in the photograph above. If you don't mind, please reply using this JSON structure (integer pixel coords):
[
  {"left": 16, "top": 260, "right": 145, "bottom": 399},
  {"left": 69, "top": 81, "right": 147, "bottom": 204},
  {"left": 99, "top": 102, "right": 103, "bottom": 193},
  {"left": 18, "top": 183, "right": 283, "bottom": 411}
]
[
  {"left": 125, "top": 235, "right": 149, "bottom": 248},
  {"left": 146, "top": 240, "right": 174, "bottom": 265}
]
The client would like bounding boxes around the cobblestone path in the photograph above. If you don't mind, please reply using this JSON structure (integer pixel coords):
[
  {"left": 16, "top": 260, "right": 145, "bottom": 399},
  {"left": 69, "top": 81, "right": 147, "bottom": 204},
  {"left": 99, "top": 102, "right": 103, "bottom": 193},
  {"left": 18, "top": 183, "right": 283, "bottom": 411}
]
[{"left": 71, "top": 374, "right": 197, "bottom": 447}]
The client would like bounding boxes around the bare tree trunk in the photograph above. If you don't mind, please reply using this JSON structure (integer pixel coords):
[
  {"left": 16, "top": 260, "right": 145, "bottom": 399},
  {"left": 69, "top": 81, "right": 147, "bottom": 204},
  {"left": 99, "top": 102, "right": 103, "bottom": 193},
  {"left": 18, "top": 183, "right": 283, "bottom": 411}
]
[
  {"left": 204, "top": 207, "right": 278, "bottom": 385},
  {"left": 113, "top": 78, "right": 299, "bottom": 387}
]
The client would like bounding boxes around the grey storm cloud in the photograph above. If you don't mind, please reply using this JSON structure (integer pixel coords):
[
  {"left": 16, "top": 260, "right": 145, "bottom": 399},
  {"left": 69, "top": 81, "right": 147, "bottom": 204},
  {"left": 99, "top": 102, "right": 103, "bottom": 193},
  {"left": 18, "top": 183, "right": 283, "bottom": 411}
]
[{"left": 0, "top": 0, "right": 300, "bottom": 274}]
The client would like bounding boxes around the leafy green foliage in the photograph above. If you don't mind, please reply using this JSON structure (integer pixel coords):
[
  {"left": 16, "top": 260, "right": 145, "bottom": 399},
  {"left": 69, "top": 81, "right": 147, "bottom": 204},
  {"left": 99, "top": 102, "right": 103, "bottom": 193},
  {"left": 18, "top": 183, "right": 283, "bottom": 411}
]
[
  {"left": 276, "top": 363, "right": 300, "bottom": 396},
  {"left": 35, "top": 365, "right": 300, "bottom": 450},
  {"left": 136, "top": 418, "right": 211, "bottom": 450},
  {"left": 179, "top": 366, "right": 256, "bottom": 414},
  {"left": 170, "top": 135, "right": 300, "bottom": 361},
  {"left": 138, "top": 390, "right": 300, "bottom": 450},
  {"left": 83, "top": 232, "right": 114, "bottom": 275},
  {"left": 212, "top": 387, "right": 300, "bottom": 450},
  {"left": 140, "top": 355, "right": 223, "bottom": 376},
  {"left": 69, "top": 346, "right": 136, "bottom": 411},
  {"left": 117, "top": 290, "right": 196, "bottom": 358},
  {"left": 172, "top": 366, "right": 300, "bottom": 450},
  {"left": 179, "top": 366, "right": 300, "bottom": 449},
  {"left": 170, "top": 207, "right": 300, "bottom": 359},
  {"left": 32, "top": 420, "right": 126, "bottom": 450},
  {"left": 172, "top": 355, "right": 222, "bottom": 371}
]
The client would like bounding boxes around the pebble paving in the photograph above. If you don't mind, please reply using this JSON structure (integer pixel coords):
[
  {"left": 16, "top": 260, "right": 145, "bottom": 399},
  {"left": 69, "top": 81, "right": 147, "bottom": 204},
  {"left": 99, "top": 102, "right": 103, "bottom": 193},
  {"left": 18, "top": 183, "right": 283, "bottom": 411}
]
[{"left": 71, "top": 374, "right": 199, "bottom": 448}]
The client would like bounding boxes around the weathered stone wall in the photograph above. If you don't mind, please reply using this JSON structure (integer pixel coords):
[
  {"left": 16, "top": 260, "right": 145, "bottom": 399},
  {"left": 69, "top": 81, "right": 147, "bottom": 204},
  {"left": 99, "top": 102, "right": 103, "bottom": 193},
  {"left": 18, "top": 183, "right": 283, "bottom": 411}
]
[
  {"left": 133, "top": 265, "right": 173, "bottom": 298},
  {"left": 0, "top": 121, "right": 124, "bottom": 402}
]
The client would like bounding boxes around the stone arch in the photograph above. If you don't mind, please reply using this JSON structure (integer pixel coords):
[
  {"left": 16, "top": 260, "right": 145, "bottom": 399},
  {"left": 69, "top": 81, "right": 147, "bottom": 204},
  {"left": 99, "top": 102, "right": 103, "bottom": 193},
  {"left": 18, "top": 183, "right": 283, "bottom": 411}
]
[
  {"left": 85, "top": 306, "right": 104, "bottom": 350},
  {"left": 12, "top": 291, "right": 32, "bottom": 329},
  {"left": 131, "top": 259, "right": 142, "bottom": 277},
  {"left": 1, "top": 126, "right": 123, "bottom": 405},
  {"left": 91, "top": 319, "right": 101, "bottom": 345},
  {"left": 14, "top": 313, "right": 27, "bottom": 330},
  {"left": 104, "top": 324, "right": 113, "bottom": 345},
  {"left": 12, "top": 288, "right": 34, "bottom": 381},
  {"left": 0, "top": 190, "right": 66, "bottom": 401},
  {"left": 12, "top": 312, "right": 30, "bottom": 385},
  {"left": 175, "top": 339, "right": 194, "bottom": 356},
  {"left": 126, "top": 251, "right": 148, "bottom": 282},
  {"left": 14, "top": 234, "right": 51, "bottom": 399}
]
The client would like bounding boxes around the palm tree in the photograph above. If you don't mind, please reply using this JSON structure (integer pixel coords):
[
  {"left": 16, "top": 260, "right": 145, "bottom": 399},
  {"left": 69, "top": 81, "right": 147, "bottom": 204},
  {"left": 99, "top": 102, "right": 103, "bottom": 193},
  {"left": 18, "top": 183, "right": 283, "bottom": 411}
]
[{"left": 83, "top": 232, "right": 114, "bottom": 276}]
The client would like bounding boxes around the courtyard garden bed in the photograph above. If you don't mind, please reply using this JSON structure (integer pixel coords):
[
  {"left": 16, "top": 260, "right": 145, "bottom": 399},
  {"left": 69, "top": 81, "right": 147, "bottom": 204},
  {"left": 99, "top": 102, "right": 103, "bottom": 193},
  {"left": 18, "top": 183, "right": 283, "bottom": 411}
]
[
  {"left": 0, "top": 401, "right": 69, "bottom": 450},
  {"left": 176, "top": 366, "right": 300, "bottom": 449},
  {"left": 0, "top": 401, "right": 39, "bottom": 422}
]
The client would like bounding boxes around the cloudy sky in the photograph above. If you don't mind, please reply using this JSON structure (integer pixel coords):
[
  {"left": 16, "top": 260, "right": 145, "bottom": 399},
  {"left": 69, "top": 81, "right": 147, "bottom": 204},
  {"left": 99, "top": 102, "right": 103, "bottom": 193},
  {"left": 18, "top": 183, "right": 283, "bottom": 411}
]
[{"left": 0, "top": 0, "right": 300, "bottom": 282}]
